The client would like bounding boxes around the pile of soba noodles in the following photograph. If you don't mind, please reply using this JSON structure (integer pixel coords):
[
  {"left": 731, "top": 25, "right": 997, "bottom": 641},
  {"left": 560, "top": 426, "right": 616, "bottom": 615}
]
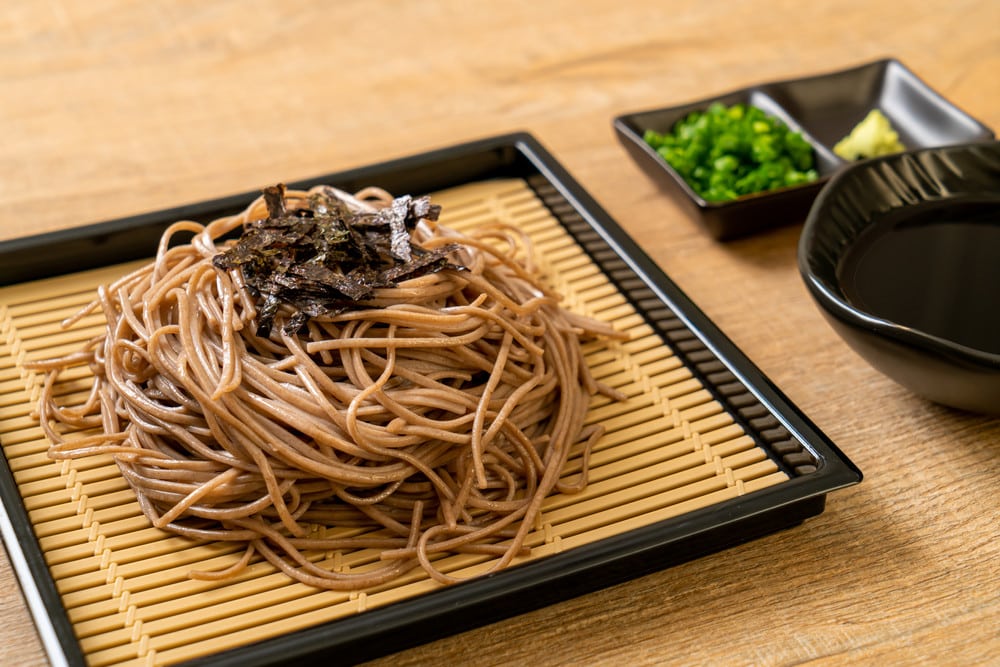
[{"left": 31, "top": 183, "right": 625, "bottom": 590}]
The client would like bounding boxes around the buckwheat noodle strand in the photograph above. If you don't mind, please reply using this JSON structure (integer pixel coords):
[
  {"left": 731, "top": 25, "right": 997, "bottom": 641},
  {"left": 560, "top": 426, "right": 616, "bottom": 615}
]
[{"left": 31, "top": 185, "right": 625, "bottom": 590}]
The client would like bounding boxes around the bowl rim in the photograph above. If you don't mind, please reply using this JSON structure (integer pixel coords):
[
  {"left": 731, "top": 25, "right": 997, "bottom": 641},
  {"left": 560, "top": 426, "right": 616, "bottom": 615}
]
[{"left": 798, "top": 139, "right": 1000, "bottom": 368}]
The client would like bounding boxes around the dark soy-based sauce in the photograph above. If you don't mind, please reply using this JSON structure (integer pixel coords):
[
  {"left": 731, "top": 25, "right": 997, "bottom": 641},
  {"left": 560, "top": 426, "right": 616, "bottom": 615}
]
[{"left": 838, "top": 199, "right": 1000, "bottom": 355}]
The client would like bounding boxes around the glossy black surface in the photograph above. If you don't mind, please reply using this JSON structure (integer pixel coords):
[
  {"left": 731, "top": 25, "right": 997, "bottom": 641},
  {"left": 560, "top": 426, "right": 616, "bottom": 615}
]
[
  {"left": 614, "top": 58, "right": 994, "bottom": 240},
  {"left": 799, "top": 140, "right": 1000, "bottom": 415}
]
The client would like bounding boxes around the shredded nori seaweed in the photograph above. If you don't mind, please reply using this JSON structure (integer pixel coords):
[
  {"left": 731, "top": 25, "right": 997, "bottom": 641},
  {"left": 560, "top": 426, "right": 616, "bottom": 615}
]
[{"left": 213, "top": 184, "right": 460, "bottom": 337}]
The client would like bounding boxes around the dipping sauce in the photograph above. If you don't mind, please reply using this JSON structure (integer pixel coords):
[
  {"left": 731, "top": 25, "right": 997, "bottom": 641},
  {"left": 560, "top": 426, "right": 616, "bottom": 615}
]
[{"left": 838, "top": 199, "right": 1000, "bottom": 355}]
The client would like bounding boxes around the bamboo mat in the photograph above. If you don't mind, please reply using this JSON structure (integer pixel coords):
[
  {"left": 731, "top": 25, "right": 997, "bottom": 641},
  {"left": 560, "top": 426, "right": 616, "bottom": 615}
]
[{"left": 0, "top": 178, "right": 789, "bottom": 666}]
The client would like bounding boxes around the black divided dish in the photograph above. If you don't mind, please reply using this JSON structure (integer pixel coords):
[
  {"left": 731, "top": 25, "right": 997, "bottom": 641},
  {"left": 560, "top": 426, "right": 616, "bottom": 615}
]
[
  {"left": 0, "top": 133, "right": 860, "bottom": 666},
  {"left": 799, "top": 140, "right": 1000, "bottom": 415},
  {"left": 614, "top": 58, "right": 995, "bottom": 240}
]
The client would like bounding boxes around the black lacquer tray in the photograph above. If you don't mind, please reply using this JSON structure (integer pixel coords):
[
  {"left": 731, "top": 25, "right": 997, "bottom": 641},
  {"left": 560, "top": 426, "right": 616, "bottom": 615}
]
[{"left": 0, "top": 133, "right": 860, "bottom": 666}]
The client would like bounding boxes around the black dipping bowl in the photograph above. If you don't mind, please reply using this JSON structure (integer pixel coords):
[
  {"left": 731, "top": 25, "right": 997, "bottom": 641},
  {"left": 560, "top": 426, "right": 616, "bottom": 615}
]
[{"left": 799, "top": 140, "right": 1000, "bottom": 415}]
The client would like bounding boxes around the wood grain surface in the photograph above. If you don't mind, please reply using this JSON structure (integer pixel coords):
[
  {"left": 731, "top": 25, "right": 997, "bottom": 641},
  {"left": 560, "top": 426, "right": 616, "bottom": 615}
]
[{"left": 1, "top": 2, "right": 998, "bottom": 665}]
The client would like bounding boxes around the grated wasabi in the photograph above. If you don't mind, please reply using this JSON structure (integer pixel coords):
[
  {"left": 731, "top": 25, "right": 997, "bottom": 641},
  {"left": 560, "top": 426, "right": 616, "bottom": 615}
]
[{"left": 833, "top": 109, "right": 905, "bottom": 160}]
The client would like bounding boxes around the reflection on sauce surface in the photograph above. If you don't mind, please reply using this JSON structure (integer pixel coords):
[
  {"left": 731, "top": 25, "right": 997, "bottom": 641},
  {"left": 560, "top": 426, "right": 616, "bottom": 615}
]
[{"left": 838, "top": 199, "right": 1000, "bottom": 355}]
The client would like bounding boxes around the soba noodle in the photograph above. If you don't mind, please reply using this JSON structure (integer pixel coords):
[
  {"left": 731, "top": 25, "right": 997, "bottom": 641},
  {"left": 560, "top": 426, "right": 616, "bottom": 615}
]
[{"left": 30, "top": 184, "right": 625, "bottom": 590}]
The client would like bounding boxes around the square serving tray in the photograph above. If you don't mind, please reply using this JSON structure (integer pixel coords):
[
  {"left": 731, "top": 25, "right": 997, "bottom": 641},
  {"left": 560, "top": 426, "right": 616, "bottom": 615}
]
[{"left": 0, "top": 133, "right": 860, "bottom": 666}]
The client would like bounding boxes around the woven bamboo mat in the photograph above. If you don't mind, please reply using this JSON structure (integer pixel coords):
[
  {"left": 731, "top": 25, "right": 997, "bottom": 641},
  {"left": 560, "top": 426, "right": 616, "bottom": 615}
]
[{"left": 0, "top": 178, "right": 788, "bottom": 666}]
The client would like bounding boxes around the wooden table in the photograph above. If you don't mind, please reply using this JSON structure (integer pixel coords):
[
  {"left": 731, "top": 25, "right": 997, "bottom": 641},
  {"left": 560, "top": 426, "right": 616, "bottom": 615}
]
[{"left": 2, "top": 2, "right": 998, "bottom": 665}]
